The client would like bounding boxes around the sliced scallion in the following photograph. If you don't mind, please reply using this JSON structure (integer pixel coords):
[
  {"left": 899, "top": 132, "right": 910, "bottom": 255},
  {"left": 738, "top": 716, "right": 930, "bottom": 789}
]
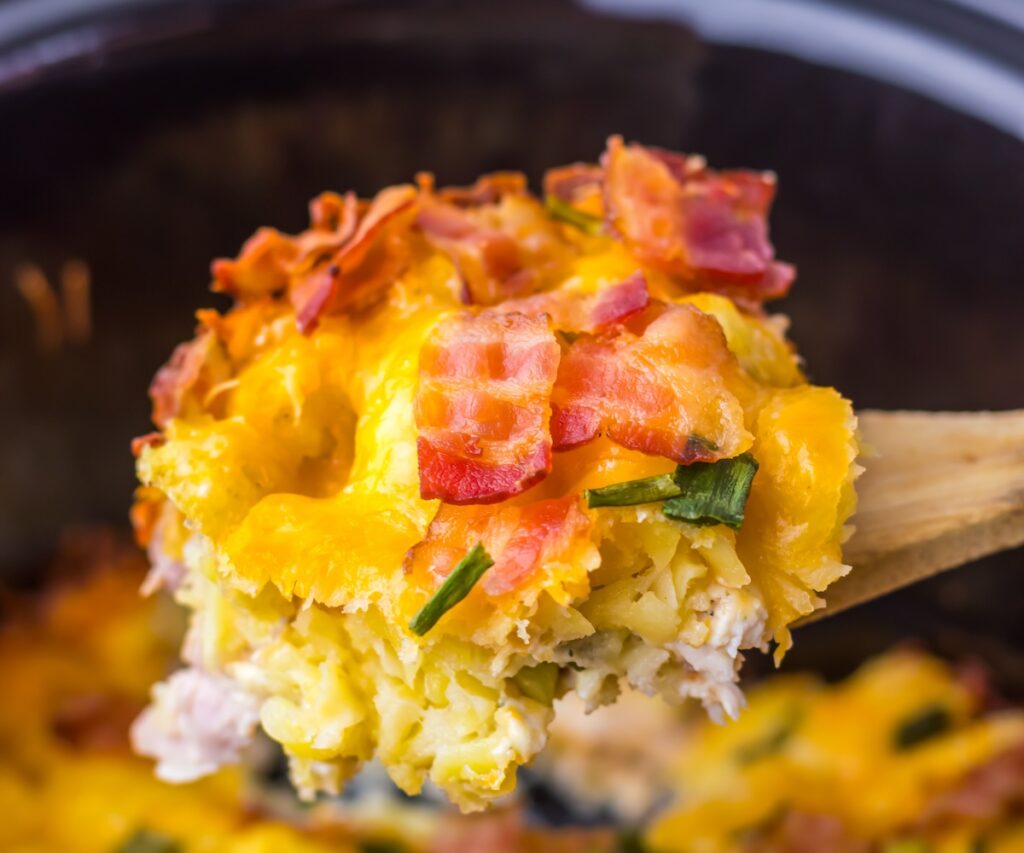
[
  {"left": 662, "top": 452, "right": 758, "bottom": 530},
  {"left": 409, "top": 543, "right": 494, "bottom": 636},
  {"left": 584, "top": 452, "right": 758, "bottom": 530},
  {"left": 584, "top": 472, "right": 683, "bottom": 508},
  {"left": 115, "top": 829, "right": 182, "bottom": 853},
  {"left": 893, "top": 704, "right": 951, "bottom": 750},
  {"left": 545, "top": 195, "right": 603, "bottom": 235}
]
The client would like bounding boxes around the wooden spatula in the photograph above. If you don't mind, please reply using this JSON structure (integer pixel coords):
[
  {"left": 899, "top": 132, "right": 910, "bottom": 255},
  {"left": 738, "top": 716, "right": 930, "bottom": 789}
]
[{"left": 803, "top": 409, "right": 1024, "bottom": 623}]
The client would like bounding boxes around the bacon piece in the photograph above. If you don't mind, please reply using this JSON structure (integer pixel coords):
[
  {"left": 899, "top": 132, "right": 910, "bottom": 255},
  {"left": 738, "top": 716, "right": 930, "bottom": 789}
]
[
  {"left": 148, "top": 329, "right": 230, "bottom": 427},
  {"left": 496, "top": 271, "right": 649, "bottom": 334},
  {"left": 919, "top": 743, "right": 1024, "bottom": 829},
  {"left": 211, "top": 228, "right": 297, "bottom": 298},
  {"left": 543, "top": 162, "right": 603, "bottom": 205},
  {"left": 602, "top": 136, "right": 793, "bottom": 301},
  {"left": 131, "top": 432, "right": 166, "bottom": 457},
  {"left": 406, "top": 495, "right": 591, "bottom": 596},
  {"left": 291, "top": 184, "right": 417, "bottom": 331},
  {"left": 436, "top": 172, "right": 528, "bottom": 207},
  {"left": 550, "top": 303, "right": 750, "bottom": 463},
  {"left": 211, "top": 192, "right": 360, "bottom": 301},
  {"left": 416, "top": 311, "right": 560, "bottom": 504},
  {"left": 416, "top": 200, "right": 533, "bottom": 306}
]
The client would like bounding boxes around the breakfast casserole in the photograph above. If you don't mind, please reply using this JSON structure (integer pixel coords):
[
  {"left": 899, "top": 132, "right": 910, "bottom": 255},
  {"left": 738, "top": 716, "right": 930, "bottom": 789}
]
[{"left": 130, "top": 137, "right": 860, "bottom": 811}]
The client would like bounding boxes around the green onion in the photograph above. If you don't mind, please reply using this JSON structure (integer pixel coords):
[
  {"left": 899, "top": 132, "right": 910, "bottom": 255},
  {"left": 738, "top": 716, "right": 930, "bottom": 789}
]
[
  {"left": 360, "top": 842, "right": 408, "bottom": 853},
  {"left": 409, "top": 543, "right": 494, "bottom": 636},
  {"left": 545, "top": 195, "right": 603, "bottom": 235},
  {"left": 585, "top": 472, "right": 683, "bottom": 508},
  {"left": 893, "top": 704, "right": 952, "bottom": 750},
  {"left": 114, "top": 829, "right": 182, "bottom": 853},
  {"left": 735, "top": 717, "right": 797, "bottom": 765},
  {"left": 513, "top": 662, "right": 560, "bottom": 705},
  {"left": 662, "top": 453, "right": 759, "bottom": 529},
  {"left": 584, "top": 452, "right": 758, "bottom": 530},
  {"left": 882, "top": 840, "right": 931, "bottom": 853}
]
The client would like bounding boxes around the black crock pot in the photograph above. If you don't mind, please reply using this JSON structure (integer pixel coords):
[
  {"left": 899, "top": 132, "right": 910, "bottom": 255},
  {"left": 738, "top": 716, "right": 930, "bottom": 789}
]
[{"left": 0, "top": 0, "right": 1022, "bottom": 695}]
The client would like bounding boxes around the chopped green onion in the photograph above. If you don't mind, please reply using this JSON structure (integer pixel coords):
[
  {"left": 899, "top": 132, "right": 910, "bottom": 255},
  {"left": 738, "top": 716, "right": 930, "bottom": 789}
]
[
  {"left": 115, "top": 829, "right": 182, "bottom": 853},
  {"left": 735, "top": 718, "right": 797, "bottom": 765},
  {"left": 585, "top": 472, "right": 683, "bottom": 508},
  {"left": 882, "top": 840, "right": 931, "bottom": 853},
  {"left": 360, "top": 842, "right": 408, "bottom": 853},
  {"left": 545, "top": 194, "right": 603, "bottom": 235},
  {"left": 662, "top": 452, "right": 758, "bottom": 530},
  {"left": 893, "top": 704, "right": 951, "bottom": 750},
  {"left": 513, "top": 662, "right": 560, "bottom": 705},
  {"left": 585, "top": 452, "right": 759, "bottom": 530},
  {"left": 409, "top": 543, "right": 494, "bottom": 636}
]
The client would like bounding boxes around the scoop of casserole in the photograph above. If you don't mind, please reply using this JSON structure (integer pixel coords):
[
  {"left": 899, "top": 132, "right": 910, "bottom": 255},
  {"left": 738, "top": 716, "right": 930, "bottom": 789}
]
[{"left": 131, "top": 138, "right": 858, "bottom": 811}]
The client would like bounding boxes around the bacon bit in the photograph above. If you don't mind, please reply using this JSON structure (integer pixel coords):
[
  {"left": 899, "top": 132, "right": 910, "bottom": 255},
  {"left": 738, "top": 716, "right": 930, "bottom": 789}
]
[
  {"left": 407, "top": 495, "right": 591, "bottom": 596},
  {"left": 437, "top": 172, "right": 528, "bottom": 207},
  {"left": 211, "top": 228, "right": 297, "bottom": 298},
  {"left": 550, "top": 302, "right": 749, "bottom": 463},
  {"left": 291, "top": 184, "right": 417, "bottom": 331},
  {"left": 919, "top": 743, "right": 1024, "bottom": 829},
  {"left": 496, "top": 271, "right": 649, "bottom": 334},
  {"left": 148, "top": 329, "right": 229, "bottom": 427},
  {"left": 602, "top": 136, "right": 793, "bottom": 301},
  {"left": 130, "top": 486, "right": 165, "bottom": 547},
  {"left": 543, "top": 162, "right": 603, "bottom": 205},
  {"left": 416, "top": 311, "right": 560, "bottom": 504},
  {"left": 131, "top": 432, "right": 166, "bottom": 457},
  {"left": 416, "top": 199, "right": 533, "bottom": 306},
  {"left": 308, "top": 190, "right": 359, "bottom": 238}
]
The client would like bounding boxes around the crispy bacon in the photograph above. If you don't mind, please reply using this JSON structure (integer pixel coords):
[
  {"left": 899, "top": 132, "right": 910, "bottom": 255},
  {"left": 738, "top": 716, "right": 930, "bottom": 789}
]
[
  {"left": 406, "top": 495, "right": 591, "bottom": 596},
  {"left": 602, "top": 136, "right": 793, "bottom": 301},
  {"left": 436, "top": 172, "right": 528, "bottom": 207},
  {"left": 496, "top": 271, "right": 649, "bottom": 334},
  {"left": 148, "top": 329, "right": 229, "bottom": 428},
  {"left": 550, "top": 302, "right": 749, "bottom": 463},
  {"left": 416, "top": 311, "right": 560, "bottom": 504},
  {"left": 919, "top": 743, "right": 1024, "bottom": 829},
  {"left": 291, "top": 184, "right": 417, "bottom": 331},
  {"left": 543, "top": 162, "right": 603, "bottom": 205},
  {"left": 415, "top": 199, "right": 533, "bottom": 306},
  {"left": 211, "top": 228, "right": 296, "bottom": 298}
]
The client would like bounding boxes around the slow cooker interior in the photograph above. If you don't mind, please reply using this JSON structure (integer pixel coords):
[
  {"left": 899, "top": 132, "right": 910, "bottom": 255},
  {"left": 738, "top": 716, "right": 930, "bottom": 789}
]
[{"left": 0, "top": 0, "right": 1021, "bottom": 689}]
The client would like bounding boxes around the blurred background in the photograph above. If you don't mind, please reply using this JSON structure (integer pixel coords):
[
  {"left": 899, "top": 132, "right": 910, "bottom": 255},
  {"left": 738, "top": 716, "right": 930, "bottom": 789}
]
[{"left": 0, "top": 0, "right": 1022, "bottom": 691}]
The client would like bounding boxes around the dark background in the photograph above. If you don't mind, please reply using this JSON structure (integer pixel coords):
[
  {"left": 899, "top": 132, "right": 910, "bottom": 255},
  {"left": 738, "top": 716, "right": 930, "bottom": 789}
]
[{"left": 0, "top": 0, "right": 1022, "bottom": 690}]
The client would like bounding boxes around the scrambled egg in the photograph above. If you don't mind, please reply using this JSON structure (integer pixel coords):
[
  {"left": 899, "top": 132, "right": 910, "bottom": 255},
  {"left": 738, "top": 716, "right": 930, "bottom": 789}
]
[
  {"left": 646, "top": 650, "right": 1024, "bottom": 852},
  {"left": 134, "top": 156, "right": 859, "bottom": 810}
]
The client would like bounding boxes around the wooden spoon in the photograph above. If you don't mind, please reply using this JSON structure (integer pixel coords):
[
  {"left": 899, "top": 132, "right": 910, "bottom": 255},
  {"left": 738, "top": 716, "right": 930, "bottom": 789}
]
[{"left": 804, "top": 409, "right": 1024, "bottom": 622}]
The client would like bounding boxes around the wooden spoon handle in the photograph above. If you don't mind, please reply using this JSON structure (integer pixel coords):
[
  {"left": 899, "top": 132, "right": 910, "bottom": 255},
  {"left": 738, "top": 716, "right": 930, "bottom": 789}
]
[{"left": 803, "top": 409, "right": 1024, "bottom": 623}]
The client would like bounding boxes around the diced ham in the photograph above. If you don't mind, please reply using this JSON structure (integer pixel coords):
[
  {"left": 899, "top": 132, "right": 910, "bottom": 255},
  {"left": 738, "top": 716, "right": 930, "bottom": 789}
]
[
  {"left": 406, "top": 494, "right": 591, "bottom": 596},
  {"left": 416, "top": 311, "right": 560, "bottom": 504},
  {"left": 550, "top": 302, "right": 750, "bottom": 463},
  {"left": 131, "top": 667, "right": 261, "bottom": 783}
]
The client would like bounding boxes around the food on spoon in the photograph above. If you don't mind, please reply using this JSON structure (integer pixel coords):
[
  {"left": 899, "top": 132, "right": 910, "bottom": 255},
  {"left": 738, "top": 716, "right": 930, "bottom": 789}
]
[{"left": 131, "top": 137, "right": 859, "bottom": 811}]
